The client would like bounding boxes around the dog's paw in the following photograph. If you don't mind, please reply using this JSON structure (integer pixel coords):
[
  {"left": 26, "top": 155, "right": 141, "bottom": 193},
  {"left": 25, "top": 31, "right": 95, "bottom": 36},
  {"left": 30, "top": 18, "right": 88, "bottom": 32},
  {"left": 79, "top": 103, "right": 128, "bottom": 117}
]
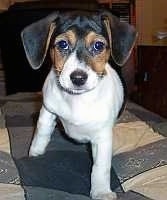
[
  {"left": 91, "top": 191, "right": 117, "bottom": 200},
  {"left": 29, "top": 145, "right": 45, "bottom": 157}
]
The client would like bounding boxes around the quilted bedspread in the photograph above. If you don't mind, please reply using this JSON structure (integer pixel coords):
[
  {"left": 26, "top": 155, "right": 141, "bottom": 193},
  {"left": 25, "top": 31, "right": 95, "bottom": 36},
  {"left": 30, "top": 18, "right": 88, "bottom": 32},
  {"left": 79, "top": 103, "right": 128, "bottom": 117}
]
[{"left": 0, "top": 92, "right": 167, "bottom": 200}]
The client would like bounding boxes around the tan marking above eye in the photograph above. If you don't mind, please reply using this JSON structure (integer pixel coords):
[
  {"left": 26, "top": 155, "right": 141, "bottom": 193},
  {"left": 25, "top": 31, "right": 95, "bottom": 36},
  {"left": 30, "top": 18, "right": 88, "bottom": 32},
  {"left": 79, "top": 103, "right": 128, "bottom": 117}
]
[
  {"left": 54, "top": 30, "right": 77, "bottom": 47},
  {"left": 84, "top": 31, "right": 110, "bottom": 75},
  {"left": 85, "top": 31, "right": 107, "bottom": 49},
  {"left": 50, "top": 30, "right": 77, "bottom": 74}
]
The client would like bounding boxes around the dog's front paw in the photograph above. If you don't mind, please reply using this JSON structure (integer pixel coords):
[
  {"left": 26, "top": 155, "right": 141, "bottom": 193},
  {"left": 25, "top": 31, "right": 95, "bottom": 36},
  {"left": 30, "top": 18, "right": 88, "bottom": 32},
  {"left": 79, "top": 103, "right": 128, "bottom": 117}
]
[
  {"left": 29, "top": 144, "right": 46, "bottom": 157},
  {"left": 91, "top": 191, "right": 117, "bottom": 200},
  {"left": 29, "top": 134, "right": 50, "bottom": 157}
]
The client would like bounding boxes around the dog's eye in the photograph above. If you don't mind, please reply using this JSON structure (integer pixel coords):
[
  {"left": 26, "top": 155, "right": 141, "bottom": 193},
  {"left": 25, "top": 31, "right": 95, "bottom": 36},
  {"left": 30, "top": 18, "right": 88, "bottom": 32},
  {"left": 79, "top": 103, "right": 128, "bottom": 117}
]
[
  {"left": 57, "top": 40, "right": 69, "bottom": 50},
  {"left": 93, "top": 41, "right": 105, "bottom": 52}
]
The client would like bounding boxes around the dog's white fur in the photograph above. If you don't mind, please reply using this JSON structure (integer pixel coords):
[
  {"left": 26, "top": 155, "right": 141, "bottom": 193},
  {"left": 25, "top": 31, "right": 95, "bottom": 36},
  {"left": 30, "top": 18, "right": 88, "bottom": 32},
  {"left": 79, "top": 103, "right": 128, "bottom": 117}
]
[
  {"left": 59, "top": 52, "right": 99, "bottom": 94},
  {"left": 29, "top": 51, "right": 123, "bottom": 200}
]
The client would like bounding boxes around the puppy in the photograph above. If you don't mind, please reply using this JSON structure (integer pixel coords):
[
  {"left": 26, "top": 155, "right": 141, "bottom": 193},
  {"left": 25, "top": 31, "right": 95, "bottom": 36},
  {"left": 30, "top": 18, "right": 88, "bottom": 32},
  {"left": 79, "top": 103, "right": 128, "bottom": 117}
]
[{"left": 21, "top": 10, "right": 137, "bottom": 200}]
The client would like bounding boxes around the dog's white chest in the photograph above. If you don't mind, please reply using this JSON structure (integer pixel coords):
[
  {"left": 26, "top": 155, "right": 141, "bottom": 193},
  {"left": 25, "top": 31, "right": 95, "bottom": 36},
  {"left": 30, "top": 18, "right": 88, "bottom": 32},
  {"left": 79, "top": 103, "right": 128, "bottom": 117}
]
[
  {"left": 43, "top": 67, "right": 123, "bottom": 142},
  {"left": 58, "top": 97, "right": 112, "bottom": 141},
  {"left": 62, "top": 96, "right": 110, "bottom": 122}
]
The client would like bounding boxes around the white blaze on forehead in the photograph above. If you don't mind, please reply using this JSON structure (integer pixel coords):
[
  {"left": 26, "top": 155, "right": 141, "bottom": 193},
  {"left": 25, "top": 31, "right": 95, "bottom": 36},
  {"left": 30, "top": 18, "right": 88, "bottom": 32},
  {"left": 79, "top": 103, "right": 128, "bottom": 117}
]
[
  {"left": 59, "top": 51, "right": 86, "bottom": 90},
  {"left": 64, "top": 51, "right": 85, "bottom": 71},
  {"left": 59, "top": 51, "right": 100, "bottom": 93}
]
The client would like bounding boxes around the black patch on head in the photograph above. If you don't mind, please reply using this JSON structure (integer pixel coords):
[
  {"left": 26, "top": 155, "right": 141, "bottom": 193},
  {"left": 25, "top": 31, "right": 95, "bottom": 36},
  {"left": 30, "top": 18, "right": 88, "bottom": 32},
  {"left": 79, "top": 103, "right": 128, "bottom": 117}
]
[
  {"left": 49, "top": 11, "right": 110, "bottom": 64},
  {"left": 52, "top": 11, "right": 108, "bottom": 41}
]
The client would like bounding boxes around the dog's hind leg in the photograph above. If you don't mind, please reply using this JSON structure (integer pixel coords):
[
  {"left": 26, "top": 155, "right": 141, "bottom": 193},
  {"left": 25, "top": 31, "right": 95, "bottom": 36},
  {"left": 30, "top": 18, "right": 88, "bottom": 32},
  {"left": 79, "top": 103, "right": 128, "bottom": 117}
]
[{"left": 29, "top": 105, "right": 57, "bottom": 157}]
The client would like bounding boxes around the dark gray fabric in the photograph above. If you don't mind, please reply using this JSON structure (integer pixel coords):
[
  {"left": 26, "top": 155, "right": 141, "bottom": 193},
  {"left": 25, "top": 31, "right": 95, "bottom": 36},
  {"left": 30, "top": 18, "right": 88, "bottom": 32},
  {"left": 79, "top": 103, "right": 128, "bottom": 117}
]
[
  {"left": 8, "top": 126, "right": 34, "bottom": 159},
  {"left": 0, "top": 109, "right": 5, "bottom": 128},
  {"left": 127, "top": 102, "right": 166, "bottom": 124},
  {"left": 25, "top": 186, "right": 92, "bottom": 200},
  {"left": 7, "top": 126, "right": 88, "bottom": 159},
  {"left": 25, "top": 186, "right": 151, "bottom": 200},
  {"left": 152, "top": 122, "right": 167, "bottom": 137},
  {"left": 8, "top": 125, "right": 122, "bottom": 199},
  {"left": 25, "top": 188, "right": 153, "bottom": 200},
  {"left": 16, "top": 150, "right": 92, "bottom": 196},
  {"left": 113, "top": 138, "right": 167, "bottom": 183},
  {"left": 2, "top": 101, "right": 41, "bottom": 127},
  {"left": 118, "top": 191, "right": 153, "bottom": 200},
  {"left": 0, "top": 151, "right": 19, "bottom": 184},
  {"left": 16, "top": 150, "right": 121, "bottom": 196}
]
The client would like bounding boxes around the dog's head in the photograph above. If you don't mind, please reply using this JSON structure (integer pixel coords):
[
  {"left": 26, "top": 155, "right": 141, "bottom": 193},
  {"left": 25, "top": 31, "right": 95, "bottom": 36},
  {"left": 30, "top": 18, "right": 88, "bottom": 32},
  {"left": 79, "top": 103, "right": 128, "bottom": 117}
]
[{"left": 21, "top": 10, "right": 137, "bottom": 94}]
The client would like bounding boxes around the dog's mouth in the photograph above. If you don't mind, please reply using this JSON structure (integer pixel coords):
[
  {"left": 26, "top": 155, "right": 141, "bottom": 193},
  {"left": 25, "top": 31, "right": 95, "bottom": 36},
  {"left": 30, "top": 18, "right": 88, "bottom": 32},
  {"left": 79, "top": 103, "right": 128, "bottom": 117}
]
[
  {"left": 62, "top": 87, "right": 89, "bottom": 95},
  {"left": 56, "top": 74, "right": 98, "bottom": 95},
  {"left": 57, "top": 80, "right": 95, "bottom": 95},
  {"left": 55, "top": 68, "right": 105, "bottom": 95}
]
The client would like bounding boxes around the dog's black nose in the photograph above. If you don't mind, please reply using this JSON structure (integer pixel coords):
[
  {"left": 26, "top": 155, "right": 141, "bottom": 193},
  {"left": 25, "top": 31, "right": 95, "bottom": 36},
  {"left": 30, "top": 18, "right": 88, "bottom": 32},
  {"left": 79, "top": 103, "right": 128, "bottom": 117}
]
[{"left": 70, "top": 70, "right": 88, "bottom": 86}]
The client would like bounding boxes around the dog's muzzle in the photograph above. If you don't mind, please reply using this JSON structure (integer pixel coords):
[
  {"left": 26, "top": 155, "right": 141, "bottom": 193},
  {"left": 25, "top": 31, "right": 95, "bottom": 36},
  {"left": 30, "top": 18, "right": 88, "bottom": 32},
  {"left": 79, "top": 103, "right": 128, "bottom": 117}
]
[
  {"left": 70, "top": 70, "right": 88, "bottom": 87},
  {"left": 55, "top": 68, "right": 105, "bottom": 95}
]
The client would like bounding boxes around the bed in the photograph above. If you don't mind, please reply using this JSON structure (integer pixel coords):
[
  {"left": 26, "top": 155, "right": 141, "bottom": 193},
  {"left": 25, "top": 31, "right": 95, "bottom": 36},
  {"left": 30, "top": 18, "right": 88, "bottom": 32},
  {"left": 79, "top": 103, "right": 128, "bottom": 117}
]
[{"left": 0, "top": 92, "right": 167, "bottom": 200}]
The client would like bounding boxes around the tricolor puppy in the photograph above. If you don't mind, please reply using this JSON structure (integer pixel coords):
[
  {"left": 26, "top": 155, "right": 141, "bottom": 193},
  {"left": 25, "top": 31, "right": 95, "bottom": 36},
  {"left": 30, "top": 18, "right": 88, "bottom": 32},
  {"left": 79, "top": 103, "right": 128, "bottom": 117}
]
[{"left": 21, "top": 10, "right": 137, "bottom": 200}]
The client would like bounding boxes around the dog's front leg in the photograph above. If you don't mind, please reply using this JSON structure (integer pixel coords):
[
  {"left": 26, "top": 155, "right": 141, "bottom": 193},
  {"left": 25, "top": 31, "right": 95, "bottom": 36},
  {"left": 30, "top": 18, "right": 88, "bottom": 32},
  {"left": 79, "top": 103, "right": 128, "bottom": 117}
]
[
  {"left": 29, "top": 105, "right": 57, "bottom": 157},
  {"left": 90, "top": 130, "right": 117, "bottom": 200}
]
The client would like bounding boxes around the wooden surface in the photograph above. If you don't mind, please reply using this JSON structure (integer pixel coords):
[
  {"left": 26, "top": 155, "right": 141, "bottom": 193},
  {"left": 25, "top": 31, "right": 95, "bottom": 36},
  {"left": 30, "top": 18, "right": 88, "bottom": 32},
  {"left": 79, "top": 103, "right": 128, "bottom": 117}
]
[{"left": 133, "top": 45, "right": 167, "bottom": 118}]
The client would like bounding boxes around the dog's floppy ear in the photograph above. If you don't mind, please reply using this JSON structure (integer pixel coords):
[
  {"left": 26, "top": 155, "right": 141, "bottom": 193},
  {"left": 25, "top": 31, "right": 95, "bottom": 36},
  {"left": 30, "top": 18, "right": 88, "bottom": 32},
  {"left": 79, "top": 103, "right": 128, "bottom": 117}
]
[
  {"left": 102, "top": 11, "right": 137, "bottom": 66},
  {"left": 21, "top": 12, "right": 59, "bottom": 69}
]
